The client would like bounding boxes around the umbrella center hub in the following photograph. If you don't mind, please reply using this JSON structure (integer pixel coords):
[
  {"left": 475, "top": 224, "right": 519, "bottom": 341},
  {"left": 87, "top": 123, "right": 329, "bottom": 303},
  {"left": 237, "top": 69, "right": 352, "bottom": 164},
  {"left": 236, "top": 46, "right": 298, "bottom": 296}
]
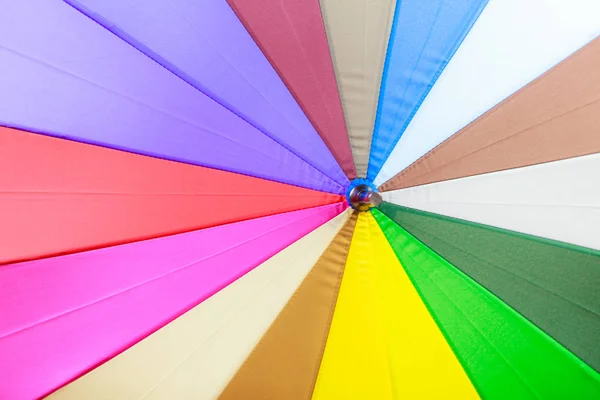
[{"left": 346, "top": 179, "right": 381, "bottom": 211}]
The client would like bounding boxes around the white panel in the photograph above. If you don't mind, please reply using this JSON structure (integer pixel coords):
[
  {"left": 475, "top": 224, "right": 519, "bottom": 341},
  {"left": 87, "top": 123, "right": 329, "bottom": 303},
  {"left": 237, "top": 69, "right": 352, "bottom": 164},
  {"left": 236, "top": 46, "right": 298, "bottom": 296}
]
[
  {"left": 49, "top": 210, "right": 352, "bottom": 400},
  {"left": 382, "top": 154, "right": 600, "bottom": 250},
  {"left": 375, "top": 0, "right": 600, "bottom": 186}
]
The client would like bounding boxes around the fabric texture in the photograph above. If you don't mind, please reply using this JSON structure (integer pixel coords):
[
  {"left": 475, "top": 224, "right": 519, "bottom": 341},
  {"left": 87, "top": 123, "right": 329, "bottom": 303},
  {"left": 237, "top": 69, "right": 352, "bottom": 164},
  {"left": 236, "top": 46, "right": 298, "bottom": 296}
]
[
  {"left": 226, "top": 0, "right": 356, "bottom": 179},
  {"left": 311, "top": 212, "right": 477, "bottom": 399},
  {"left": 375, "top": 208, "right": 600, "bottom": 394},
  {"left": 0, "top": 204, "right": 345, "bottom": 400},
  {"left": 320, "top": 0, "right": 396, "bottom": 177},
  {"left": 219, "top": 212, "right": 357, "bottom": 400},
  {"left": 375, "top": 0, "right": 600, "bottom": 186},
  {"left": 65, "top": 0, "right": 348, "bottom": 189},
  {"left": 380, "top": 37, "right": 600, "bottom": 191},
  {"left": 367, "top": 0, "right": 488, "bottom": 181},
  {"left": 381, "top": 153, "right": 600, "bottom": 250},
  {"left": 377, "top": 202, "right": 600, "bottom": 371},
  {"left": 0, "top": 0, "right": 344, "bottom": 194},
  {"left": 49, "top": 210, "right": 352, "bottom": 400},
  {"left": 0, "top": 126, "right": 343, "bottom": 264}
]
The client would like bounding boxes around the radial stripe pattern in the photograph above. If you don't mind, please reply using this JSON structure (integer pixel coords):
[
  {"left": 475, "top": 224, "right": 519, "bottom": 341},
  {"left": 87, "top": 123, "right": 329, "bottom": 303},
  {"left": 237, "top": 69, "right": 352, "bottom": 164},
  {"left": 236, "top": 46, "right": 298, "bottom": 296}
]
[
  {"left": 381, "top": 153, "right": 600, "bottom": 250},
  {"left": 220, "top": 213, "right": 357, "bottom": 400},
  {"left": 367, "top": 0, "right": 488, "bottom": 180},
  {"left": 0, "top": 0, "right": 343, "bottom": 194},
  {"left": 0, "top": 126, "right": 343, "bottom": 264},
  {"left": 0, "top": 204, "right": 344, "bottom": 399},
  {"left": 312, "top": 212, "right": 478, "bottom": 399},
  {"left": 225, "top": 0, "right": 356, "bottom": 179},
  {"left": 377, "top": 202, "right": 600, "bottom": 372},
  {"left": 1, "top": 0, "right": 599, "bottom": 398},
  {"left": 380, "top": 37, "right": 600, "bottom": 192},
  {"left": 374, "top": 0, "right": 600, "bottom": 186},
  {"left": 49, "top": 210, "right": 352, "bottom": 400},
  {"left": 373, "top": 209, "right": 600, "bottom": 399}
]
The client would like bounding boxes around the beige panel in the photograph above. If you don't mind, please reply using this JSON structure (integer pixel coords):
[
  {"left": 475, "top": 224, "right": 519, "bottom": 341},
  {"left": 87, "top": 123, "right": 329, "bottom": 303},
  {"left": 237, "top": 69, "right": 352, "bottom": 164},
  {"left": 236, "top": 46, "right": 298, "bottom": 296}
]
[
  {"left": 48, "top": 209, "right": 352, "bottom": 400},
  {"left": 320, "top": 0, "right": 396, "bottom": 177}
]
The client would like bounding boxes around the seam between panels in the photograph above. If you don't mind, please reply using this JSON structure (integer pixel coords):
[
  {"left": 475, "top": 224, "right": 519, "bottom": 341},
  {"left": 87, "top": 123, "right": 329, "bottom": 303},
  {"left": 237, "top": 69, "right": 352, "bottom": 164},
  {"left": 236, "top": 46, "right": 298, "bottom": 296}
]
[
  {"left": 213, "top": 210, "right": 350, "bottom": 398},
  {"left": 389, "top": 97, "right": 600, "bottom": 190},
  {"left": 382, "top": 204, "right": 600, "bottom": 256},
  {"left": 0, "top": 209, "right": 328, "bottom": 340},
  {"left": 377, "top": 0, "right": 445, "bottom": 154},
  {"left": 396, "top": 222, "right": 600, "bottom": 373},
  {"left": 370, "top": 211, "right": 485, "bottom": 398},
  {"left": 138, "top": 237, "right": 316, "bottom": 400},
  {"left": 367, "top": 0, "right": 402, "bottom": 181},
  {"left": 163, "top": 0, "right": 347, "bottom": 187},
  {"left": 0, "top": 46, "right": 285, "bottom": 167},
  {"left": 398, "top": 222, "right": 600, "bottom": 320},
  {"left": 60, "top": 1, "right": 346, "bottom": 192},
  {"left": 371, "top": 0, "right": 490, "bottom": 183},
  {"left": 306, "top": 213, "right": 357, "bottom": 400},
  {"left": 377, "top": 214, "right": 541, "bottom": 399}
]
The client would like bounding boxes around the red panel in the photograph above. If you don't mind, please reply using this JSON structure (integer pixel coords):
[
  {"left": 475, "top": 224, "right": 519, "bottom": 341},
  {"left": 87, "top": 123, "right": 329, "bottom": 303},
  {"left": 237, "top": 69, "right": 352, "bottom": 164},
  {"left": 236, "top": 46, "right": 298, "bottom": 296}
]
[
  {"left": 227, "top": 0, "right": 356, "bottom": 179},
  {"left": 0, "top": 127, "right": 344, "bottom": 264}
]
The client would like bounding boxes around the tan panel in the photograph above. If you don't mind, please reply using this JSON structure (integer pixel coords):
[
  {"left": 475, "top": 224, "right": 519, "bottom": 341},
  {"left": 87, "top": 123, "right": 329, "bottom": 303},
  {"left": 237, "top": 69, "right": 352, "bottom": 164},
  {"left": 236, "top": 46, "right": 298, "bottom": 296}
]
[
  {"left": 219, "top": 213, "right": 357, "bottom": 400},
  {"left": 320, "top": 0, "right": 396, "bottom": 177},
  {"left": 380, "top": 37, "right": 600, "bottom": 192},
  {"left": 47, "top": 210, "right": 352, "bottom": 400}
]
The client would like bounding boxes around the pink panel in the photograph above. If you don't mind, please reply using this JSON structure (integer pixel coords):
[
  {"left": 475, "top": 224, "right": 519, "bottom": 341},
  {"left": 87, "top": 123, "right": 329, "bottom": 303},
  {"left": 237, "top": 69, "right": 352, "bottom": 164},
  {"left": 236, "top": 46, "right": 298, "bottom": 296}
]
[{"left": 0, "top": 202, "right": 346, "bottom": 399}]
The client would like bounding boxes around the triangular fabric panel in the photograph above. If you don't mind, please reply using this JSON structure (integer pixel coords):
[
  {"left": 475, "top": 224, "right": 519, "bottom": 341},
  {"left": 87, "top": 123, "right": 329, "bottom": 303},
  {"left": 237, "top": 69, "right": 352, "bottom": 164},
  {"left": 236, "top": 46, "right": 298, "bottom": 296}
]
[
  {"left": 380, "top": 37, "right": 600, "bottom": 192},
  {"left": 374, "top": 0, "right": 600, "bottom": 186},
  {"left": 48, "top": 209, "right": 352, "bottom": 400},
  {"left": 373, "top": 209, "right": 600, "bottom": 398},
  {"left": 219, "top": 213, "right": 357, "bottom": 400},
  {"left": 381, "top": 153, "right": 600, "bottom": 250},
  {"left": 320, "top": 0, "right": 396, "bottom": 177},
  {"left": 0, "top": 0, "right": 343, "bottom": 194},
  {"left": 0, "top": 203, "right": 345, "bottom": 400},
  {"left": 366, "top": 0, "right": 488, "bottom": 181},
  {"left": 377, "top": 202, "right": 600, "bottom": 372},
  {"left": 311, "top": 212, "right": 477, "bottom": 399},
  {"left": 0, "top": 126, "right": 344, "bottom": 264},
  {"left": 225, "top": 0, "right": 356, "bottom": 179},
  {"left": 65, "top": 0, "right": 348, "bottom": 189}
]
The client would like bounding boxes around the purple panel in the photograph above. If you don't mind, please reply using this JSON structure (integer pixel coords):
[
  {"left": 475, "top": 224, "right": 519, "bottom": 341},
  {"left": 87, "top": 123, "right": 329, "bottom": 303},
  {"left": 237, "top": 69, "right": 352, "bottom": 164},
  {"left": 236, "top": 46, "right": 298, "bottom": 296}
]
[
  {"left": 0, "top": 0, "right": 344, "bottom": 194},
  {"left": 65, "top": 0, "right": 349, "bottom": 188}
]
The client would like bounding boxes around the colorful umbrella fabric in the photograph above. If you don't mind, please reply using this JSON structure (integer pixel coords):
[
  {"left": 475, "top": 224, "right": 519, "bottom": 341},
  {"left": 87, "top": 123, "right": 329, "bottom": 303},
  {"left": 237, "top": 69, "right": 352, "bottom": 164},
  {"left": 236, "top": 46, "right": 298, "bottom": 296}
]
[{"left": 1, "top": 0, "right": 599, "bottom": 399}]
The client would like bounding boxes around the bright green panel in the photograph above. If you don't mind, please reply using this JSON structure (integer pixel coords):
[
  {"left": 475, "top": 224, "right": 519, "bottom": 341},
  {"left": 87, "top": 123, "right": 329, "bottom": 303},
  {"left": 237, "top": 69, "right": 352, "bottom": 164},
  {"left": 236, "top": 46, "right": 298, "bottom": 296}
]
[
  {"left": 373, "top": 208, "right": 600, "bottom": 399},
  {"left": 378, "top": 202, "right": 600, "bottom": 372}
]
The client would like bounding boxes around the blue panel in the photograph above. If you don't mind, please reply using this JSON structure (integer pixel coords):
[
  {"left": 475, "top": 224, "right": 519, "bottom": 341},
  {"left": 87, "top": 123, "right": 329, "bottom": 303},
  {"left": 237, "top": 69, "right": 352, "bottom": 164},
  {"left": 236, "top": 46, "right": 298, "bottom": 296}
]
[{"left": 367, "top": 0, "right": 489, "bottom": 181}]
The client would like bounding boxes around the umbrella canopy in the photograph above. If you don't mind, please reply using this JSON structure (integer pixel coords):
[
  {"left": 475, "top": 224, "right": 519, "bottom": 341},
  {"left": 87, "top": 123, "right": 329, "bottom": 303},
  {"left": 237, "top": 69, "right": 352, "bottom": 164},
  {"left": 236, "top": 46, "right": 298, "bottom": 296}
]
[{"left": 1, "top": 0, "right": 599, "bottom": 399}]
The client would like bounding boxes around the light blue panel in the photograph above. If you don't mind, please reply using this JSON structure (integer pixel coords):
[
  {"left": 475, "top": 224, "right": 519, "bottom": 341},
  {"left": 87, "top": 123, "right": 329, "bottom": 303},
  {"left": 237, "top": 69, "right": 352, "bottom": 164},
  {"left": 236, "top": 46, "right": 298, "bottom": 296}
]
[{"left": 367, "top": 0, "right": 489, "bottom": 181}]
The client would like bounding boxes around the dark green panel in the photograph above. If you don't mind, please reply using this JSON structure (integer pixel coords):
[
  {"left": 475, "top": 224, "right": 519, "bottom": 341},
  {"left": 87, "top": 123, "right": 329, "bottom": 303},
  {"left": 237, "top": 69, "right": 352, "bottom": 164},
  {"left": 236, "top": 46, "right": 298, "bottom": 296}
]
[
  {"left": 372, "top": 209, "right": 600, "bottom": 399},
  {"left": 377, "top": 202, "right": 600, "bottom": 372}
]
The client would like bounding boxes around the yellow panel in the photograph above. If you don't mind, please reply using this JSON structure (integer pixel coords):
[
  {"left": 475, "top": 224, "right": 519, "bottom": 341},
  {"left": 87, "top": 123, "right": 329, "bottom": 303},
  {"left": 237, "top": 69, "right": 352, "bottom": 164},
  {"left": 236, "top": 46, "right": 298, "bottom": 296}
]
[{"left": 312, "top": 212, "right": 479, "bottom": 399}]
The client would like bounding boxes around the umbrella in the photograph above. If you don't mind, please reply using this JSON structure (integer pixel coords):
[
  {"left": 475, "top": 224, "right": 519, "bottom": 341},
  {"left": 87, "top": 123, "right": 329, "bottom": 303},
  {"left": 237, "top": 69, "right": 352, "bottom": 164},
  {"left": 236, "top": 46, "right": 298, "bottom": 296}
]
[{"left": 1, "top": 0, "right": 599, "bottom": 398}]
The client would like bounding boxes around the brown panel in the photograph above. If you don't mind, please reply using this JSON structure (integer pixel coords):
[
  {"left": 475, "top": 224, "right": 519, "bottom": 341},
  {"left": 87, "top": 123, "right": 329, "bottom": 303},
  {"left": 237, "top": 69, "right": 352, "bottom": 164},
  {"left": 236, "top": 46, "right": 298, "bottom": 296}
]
[
  {"left": 218, "top": 213, "right": 358, "bottom": 400},
  {"left": 380, "top": 37, "right": 600, "bottom": 192}
]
